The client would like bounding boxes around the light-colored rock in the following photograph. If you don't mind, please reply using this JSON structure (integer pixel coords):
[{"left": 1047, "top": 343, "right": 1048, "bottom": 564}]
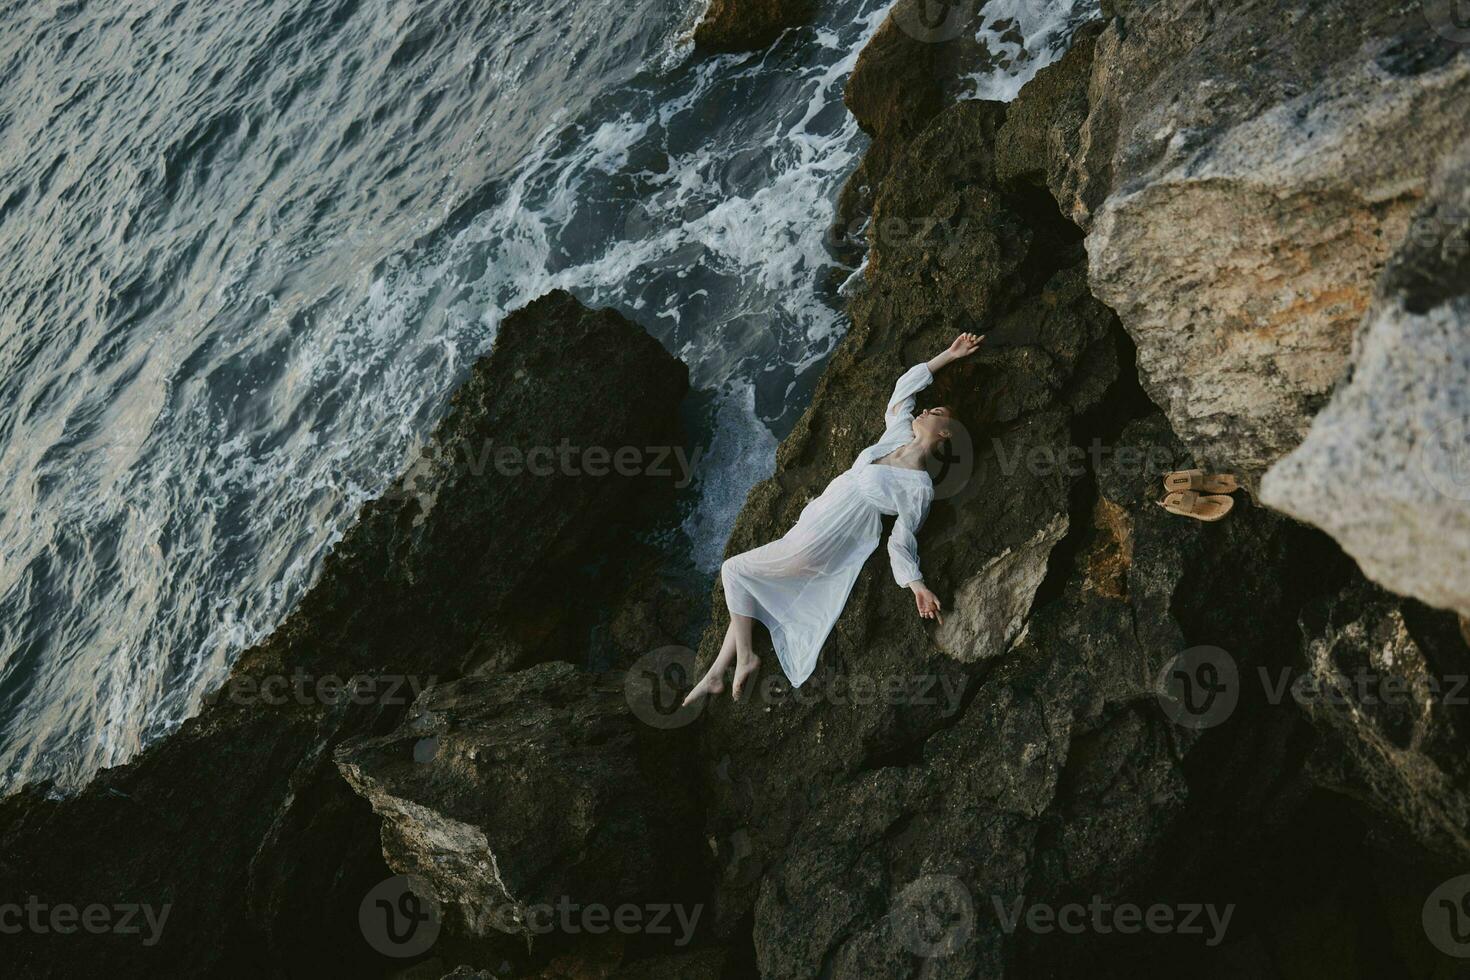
[
  {"left": 934, "top": 515, "right": 1067, "bottom": 661},
  {"left": 1085, "top": 18, "right": 1470, "bottom": 484},
  {"left": 334, "top": 760, "right": 516, "bottom": 937},
  {"left": 1262, "top": 142, "right": 1470, "bottom": 617}
]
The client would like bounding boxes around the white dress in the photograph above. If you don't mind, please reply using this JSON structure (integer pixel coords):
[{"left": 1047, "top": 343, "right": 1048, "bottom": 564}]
[{"left": 722, "top": 363, "right": 935, "bottom": 687}]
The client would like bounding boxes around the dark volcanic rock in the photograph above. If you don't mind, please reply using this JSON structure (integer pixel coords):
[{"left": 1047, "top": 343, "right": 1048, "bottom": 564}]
[
  {"left": 692, "top": 0, "right": 814, "bottom": 53},
  {"left": 1296, "top": 583, "right": 1470, "bottom": 864},
  {"left": 335, "top": 661, "right": 707, "bottom": 948},
  {"left": 834, "top": 0, "right": 1044, "bottom": 240},
  {"left": 694, "top": 86, "right": 1132, "bottom": 955},
  {"left": 0, "top": 292, "right": 691, "bottom": 978},
  {"left": 723, "top": 406, "right": 1369, "bottom": 977},
  {"left": 686, "top": 4, "right": 1470, "bottom": 977},
  {"left": 994, "top": 19, "right": 1105, "bottom": 214}
]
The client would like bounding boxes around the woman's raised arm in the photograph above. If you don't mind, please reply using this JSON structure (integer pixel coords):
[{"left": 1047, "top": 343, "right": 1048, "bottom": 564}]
[
  {"left": 926, "top": 332, "right": 983, "bottom": 375},
  {"left": 885, "top": 363, "right": 935, "bottom": 422},
  {"left": 885, "top": 333, "right": 984, "bottom": 425}
]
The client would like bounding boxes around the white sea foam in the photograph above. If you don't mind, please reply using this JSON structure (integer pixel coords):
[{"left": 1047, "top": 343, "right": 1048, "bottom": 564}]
[
  {"left": 0, "top": 0, "right": 1102, "bottom": 794},
  {"left": 965, "top": 0, "right": 1101, "bottom": 102}
]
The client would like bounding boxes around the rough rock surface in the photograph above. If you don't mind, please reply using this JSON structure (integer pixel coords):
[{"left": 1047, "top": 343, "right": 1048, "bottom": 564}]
[
  {"left": 695, "top": 78, "right": 1136, "bottom": 964},
  {"left": 1262, "top": 141, "right": 1470, "bottom": 618},
  {"left": 688, "top": 4, "right": 1470, "bottom": 977},
  {"left": 0, "top": 292, "right": 691, "bottom": 978},
  {"left": 335, "top": 661, "right": 705, "bottom": 947},
  {"left": 994, "top": 20, "right": 1105, "bottom": 213},
  {"left": 1296, "top": 582, "right": 1470, "bottom": 864},
  {"left": 4, "top": 3, "right": 1470, "bottom": 979},
  {"left": 1079, "top": 3, "right": 1470, "bottom": 486},
  {"left": 833, "top": 0, "right": 1009, "bottom": 246},
  {"left": 692, "top": 0, "right": 814, "bottom": 54}
]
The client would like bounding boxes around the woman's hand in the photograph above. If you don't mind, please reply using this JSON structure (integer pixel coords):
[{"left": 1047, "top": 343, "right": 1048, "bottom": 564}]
[
  {"left": 911, "top": 582, "right": 943, "bottom": 623},
  {"left": 928, "top": 332, "right": 984, "bottom": 373}
]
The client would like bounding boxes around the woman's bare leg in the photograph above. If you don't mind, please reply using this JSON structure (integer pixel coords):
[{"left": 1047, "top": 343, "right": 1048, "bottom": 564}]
[
  {"left": 731, "top": 613, "right": 761, "bottom": 700},
  {"left": 682, "top": 621, "right": 736, "bottom": 706}
]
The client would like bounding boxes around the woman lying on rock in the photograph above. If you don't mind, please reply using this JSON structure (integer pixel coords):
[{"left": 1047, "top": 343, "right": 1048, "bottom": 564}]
[{"left": 685, "top": 332, "right": 983, "bottom": 704}]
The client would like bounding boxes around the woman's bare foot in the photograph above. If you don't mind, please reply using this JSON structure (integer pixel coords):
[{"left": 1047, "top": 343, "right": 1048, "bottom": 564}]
[
  {"left": 732, "top": 655, "right": 761, "bottom": 701},
  {"left": 682, "top": 670, "right": 725, "bottom": 707}
]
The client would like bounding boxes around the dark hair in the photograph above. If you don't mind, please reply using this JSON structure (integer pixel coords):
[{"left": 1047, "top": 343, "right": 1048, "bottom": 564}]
[{"left": 916, "top": 366, "right": 1004, "bottom": 439}]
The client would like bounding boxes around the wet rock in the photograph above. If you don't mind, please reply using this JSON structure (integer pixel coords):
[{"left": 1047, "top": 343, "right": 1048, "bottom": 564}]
[
  {"left": 833, "top": 0, "right": 997, "bottom": 243},
  {"left": 692, "top": 0, "right": 814, "bottom": 54},
  {"left": 1081, "top": 3, "right": 1470, "bottom": 485},
  {"left": 1261, "top": 142, "right": 1470, "bottom": 619},
  {"left": 994, "top": 19, "right": 1105, "bottom": 215},
  {"left": 0, "top": 292, "right": 692, "bottom": 978},
  {"left": 335, "top": 661, "right": 706, "bottom": 945}
]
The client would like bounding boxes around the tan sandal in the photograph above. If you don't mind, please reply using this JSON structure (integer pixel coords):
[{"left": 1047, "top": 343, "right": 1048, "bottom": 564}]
[
  {"left": 1158, "top": 489, "right": 1234, "bottom": 522},
  {"left": 1163, "top": 469, "right": 1239, "bottom": 494}
]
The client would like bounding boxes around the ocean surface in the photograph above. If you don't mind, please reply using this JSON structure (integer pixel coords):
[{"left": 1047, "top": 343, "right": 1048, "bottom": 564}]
[{"left": 0, "top": 0, "right": 1097, "bottom": 794}]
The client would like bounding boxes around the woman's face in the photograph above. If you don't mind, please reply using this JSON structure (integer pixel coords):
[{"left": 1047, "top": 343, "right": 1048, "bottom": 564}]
[{"left": 914, "top": 406, "right": 953, "bottom": 441}]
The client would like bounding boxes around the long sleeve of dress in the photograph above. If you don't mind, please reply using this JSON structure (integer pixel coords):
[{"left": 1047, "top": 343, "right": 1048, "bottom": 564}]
[
  {"left": 888, "top": 487, "right": 930, "bottom": 587},
  {"left": 885, "top": 363, "right": 934, "bottom": 426}
]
